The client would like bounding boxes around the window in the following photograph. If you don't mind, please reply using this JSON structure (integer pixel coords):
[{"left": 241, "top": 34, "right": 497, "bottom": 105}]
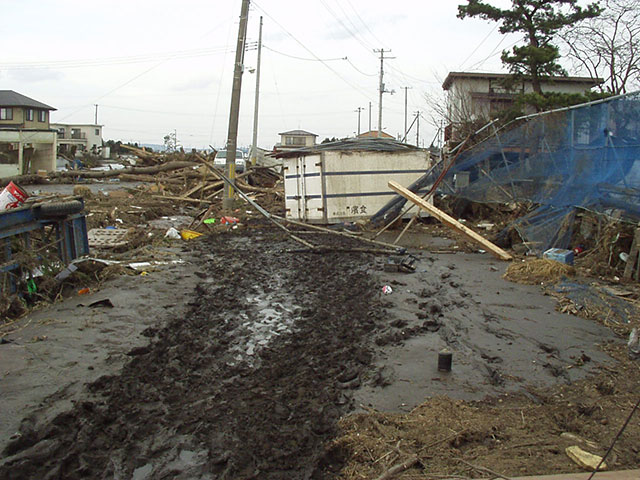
[
  {"left": 95, "top": 128, "right": 100, "bottom": 136},
  {"left": 57, "top": 128, "right": 66, "bottom": 138},
  {"left": 285, "top": 136, "right": 306, "bottom": 146},
  {"left": 38, "top": 110, "right": 46, "bottom": 122},
  {"left": 25, "top": 109, "right": 34, "bottom": 121},
  {"left": 0, "top": 107, "right": 13, "bottom": 120}
]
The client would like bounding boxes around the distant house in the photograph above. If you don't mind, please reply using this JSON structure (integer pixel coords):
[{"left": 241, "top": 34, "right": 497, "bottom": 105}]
[
  {"left": 51, "top": 123, "right": 104, "bottom": 155},
  {"left": 357, "top": 130, "right": 394, "bottom": 139},
  {"left": 0, "top": 90, "right": 57, "bottom": 176},
  {"left": 442, "top": 72, "right": 602, "bottom": 145},
  {"left": 274, "top": 129, "right": 317, "bottom": 152}
]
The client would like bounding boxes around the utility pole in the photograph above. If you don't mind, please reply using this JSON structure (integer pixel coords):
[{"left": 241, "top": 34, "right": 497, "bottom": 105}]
[
  {"left": 250, "top": 16, "right": 263, "bottom": 167},
  {"left": 414, "top": 111, "right": 420, "bottom": 146},
  {"left": 401, "top": 87, "right": 411, "bottom": 142},
  {"left": 374, "top": 48, "right": 395, "bottom": 138},
  {"left": 354, "top": 107, "right": 363, "bottom": 136},
  {"left": 368, "top": 102, "right": 372, "bottom": 132},
  {"left": 94, "top": 104, "right": 98, "bottom": 124},
  {"left": 223, "top": 0, "right": 250, "bottom": 210}
]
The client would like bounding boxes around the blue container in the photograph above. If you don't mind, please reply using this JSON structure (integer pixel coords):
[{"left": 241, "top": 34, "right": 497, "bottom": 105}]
[{"left": 543, "top": 248, "right": 574, "bottom": 265}]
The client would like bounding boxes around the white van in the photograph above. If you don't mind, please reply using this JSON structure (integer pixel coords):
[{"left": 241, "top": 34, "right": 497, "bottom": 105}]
[{"left": 213, "top": 150, "right": 246, "bottom": 173}]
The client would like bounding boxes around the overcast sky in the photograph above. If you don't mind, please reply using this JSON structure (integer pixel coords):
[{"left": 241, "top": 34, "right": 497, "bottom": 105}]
[{"left": 1, "top": 0, "right": 530, "bottom": 150}]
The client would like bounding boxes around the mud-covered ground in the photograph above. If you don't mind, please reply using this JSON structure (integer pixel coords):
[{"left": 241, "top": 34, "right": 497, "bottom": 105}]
[
  {"left": 0, "top": 228, "right": 387, "bottom": 479},
  {"left": 1, "top": 224, "right": 636, "bottom": 479}
]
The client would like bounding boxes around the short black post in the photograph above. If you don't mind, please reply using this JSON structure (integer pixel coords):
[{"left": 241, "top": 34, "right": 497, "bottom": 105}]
[{"left": 438, "top": 349, "right": 452, "bottom": 372}]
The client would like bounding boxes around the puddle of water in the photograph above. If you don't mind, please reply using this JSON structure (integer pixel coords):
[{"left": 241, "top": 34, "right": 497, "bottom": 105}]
[{"left": 227, "top": 285, "right": 296, "bottom": 367}]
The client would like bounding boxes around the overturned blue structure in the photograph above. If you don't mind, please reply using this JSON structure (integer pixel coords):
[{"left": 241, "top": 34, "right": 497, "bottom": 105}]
[{"left": 373, "top": 92, "right": 640, "bottom": 253}]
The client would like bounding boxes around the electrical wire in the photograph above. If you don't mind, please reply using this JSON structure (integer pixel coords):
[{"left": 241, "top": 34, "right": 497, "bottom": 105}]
[
  {"left": 466, "top": 36, "right": 523, "bottom": 71},
  {"left": 263, "top": 45, "right": 345, "bottom": 62},
  {"left": 342, "top": 0, "right": 386, "bottom": 48},
  {"left": 252, "top": 0, "right": 373, "bottom": 102},
  {"left": 587, "top": 397, "right": 640, "bottom": 480},
  {"left": 345, "top": 57, "right": 377, "bottom": 77},
  {"left": 458, "top": 23, "right": 499, "bottom": 70},
  {"left": 0, "top": 47, "right": 234, "bottom": 70},
  {"left": 317, "top": 0, "right": 375, "bottom": 53}
]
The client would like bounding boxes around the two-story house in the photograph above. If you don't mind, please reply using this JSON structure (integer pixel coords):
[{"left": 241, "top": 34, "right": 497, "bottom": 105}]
[
  {"left": 0, "top": 90, "right": 57, "bottom": 177},
  {"left": 274, "top": 129, "right": 317, "bottom": 152},
  {"left": 51, "top": 123, "right": 104, "bottom": 155},
  {"left": 442, "top": 72, "right": 602, "bottom": 145}
]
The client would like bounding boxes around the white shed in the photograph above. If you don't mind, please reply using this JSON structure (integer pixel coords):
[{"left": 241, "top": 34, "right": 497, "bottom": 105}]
[{"left": 275, "top": 139, "right": 433, "bottom": 224}]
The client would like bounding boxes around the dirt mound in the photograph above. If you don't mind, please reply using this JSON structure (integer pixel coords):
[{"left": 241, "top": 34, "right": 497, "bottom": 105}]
[
  {"left": 0, "top": 230, "right": 387, "bottom": 480},
  {"left": 504, "top": 258, "right": 575, "bottom": 285}
]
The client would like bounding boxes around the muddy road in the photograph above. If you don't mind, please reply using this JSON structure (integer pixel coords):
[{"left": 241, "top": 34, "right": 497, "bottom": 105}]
[
  {"left": 1, "top": 229, "right": 386, "bottom": 479},
  {"left": 0, "top": 225, "right": 622, "bottom": 479}
]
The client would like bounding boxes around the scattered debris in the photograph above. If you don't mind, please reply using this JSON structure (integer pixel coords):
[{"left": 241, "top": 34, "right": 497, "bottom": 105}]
[
  {"left": 87, "top": 299, "right": 115, "bottom": 308},
  {"left": 503, "top": 259, "right": 575, "bottom": 285},
  {"left": 565, "top": 445, "right": 607, "bottom": 471},
  {"left": 388, "top": 180, "right": 513, "bottom": 261},
  {"left": 543, "top": 248, "right": 575, "bottom": 266},
  {"left": 629, "top": 328, "right": 640, "bottom": 359}
]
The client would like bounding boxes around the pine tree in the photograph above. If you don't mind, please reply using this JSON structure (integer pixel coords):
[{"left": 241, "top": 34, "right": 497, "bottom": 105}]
[{"left": 458, "top": 0, "right": 601, "bottom": 94}]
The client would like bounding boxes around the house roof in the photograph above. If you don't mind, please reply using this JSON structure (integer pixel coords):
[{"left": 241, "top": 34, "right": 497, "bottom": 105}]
[
  {"left": 0, "top": 90, "right": 56, "bottom": 110},
  {"left": 278, "top": 129, "right": 317, "bottom": 136},
  {"left": 272, "top": 137, "right": 421, "bottom": 159},
  {"left": 357, "top": 130, "right": 394, "bottom": 139},
  {"left": 442, "top": 72, "right": 603, "bottom": 90}
]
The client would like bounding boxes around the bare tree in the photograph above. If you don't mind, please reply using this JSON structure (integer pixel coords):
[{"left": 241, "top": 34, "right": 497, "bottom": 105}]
[{"left": 563, "top": 0, "right": 640, "bottom": 94}]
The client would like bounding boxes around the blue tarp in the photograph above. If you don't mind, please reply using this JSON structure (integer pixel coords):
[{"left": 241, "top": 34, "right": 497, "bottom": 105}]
[{"left": 374, "top": 92, "right": 640, "bottom": 253}]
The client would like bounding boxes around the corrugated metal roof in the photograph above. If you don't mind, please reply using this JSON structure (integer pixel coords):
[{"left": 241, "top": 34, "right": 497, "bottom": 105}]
[
  {"left": 278, "top": 129, "right": 317, "bottom": 136},
  {"left": 272, "top": 137, "right": 423, "bottom": 158},
  {"left": 0, "top": 90, "right": 56, "bottom": 110}
]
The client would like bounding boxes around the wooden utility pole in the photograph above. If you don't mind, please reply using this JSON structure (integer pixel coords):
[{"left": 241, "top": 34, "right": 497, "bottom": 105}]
[
  {"left": 368, "top": 102, "right": 372, "bottom": 132},
  {"left": 250, "top": 16, "right": 263, "bottom": 167},
  {"left": 401, "top": 87, "right": 411, "bottom": 142},
  {"left": 374, "top": 48, "right": 394, "bottom": 138},
  {"left": 94, "top": 104, "right": 98, "bottom": 124},
  {"left": 415, "top": 111, "right": 420, "bottom": 146},
  {"left": 223, "top": 0, "right": 250, "bottom": 210}
]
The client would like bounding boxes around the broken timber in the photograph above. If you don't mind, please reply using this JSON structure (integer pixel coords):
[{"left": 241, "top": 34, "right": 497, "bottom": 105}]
[
  {"left": 388, "top": 180, "right": 513, "bottom": 261},
  {"left": 623, "top": 227, "right": 640, "bottom": 281}
]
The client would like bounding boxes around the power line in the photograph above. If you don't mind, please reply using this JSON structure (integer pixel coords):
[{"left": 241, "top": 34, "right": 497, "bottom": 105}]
[
  {"left": 345, "top": 57, "right": 377, "bottom": 77},
  {"left": 342, "top": 0, "right": 386, "bottom": 48},
  {"left": 458, "top": 23, "right": 499, "bottom": 70},
  {"left": 252, "top": 0, "right": 374, "bottom": 102},
  {"left": 53, "top": 15, "right": 235, "bottom": 125},
  {"left": 263, "top": 45, "right": 345, "bottom": 62},
  {"left": 317, "top": 0, "right": 376, "bottom": 54},
  {"left": 0, "top": 47, "right": 234, "bottom": 70},
  {"left": 466, "top": 36, "right": 524, "bottom": 71}
]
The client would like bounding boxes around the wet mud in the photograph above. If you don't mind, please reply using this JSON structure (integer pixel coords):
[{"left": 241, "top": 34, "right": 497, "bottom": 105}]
[
  {"left": 0, "top": 227, "right": 622, "bottom": 479},
  {"left": 0, "top": 230, "right": 386, "bottom": 480}
]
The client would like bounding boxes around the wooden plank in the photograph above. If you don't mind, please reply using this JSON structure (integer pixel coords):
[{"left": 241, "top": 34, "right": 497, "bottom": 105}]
[
  {"left": 388, "top": 180, "right": 513, "bottom": 261},
  {"left": 623, "top": 227, "right": 640, "bottom": 281}
]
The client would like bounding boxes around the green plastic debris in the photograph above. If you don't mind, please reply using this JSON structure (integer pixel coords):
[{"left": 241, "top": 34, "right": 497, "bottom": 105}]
[
  {"left": 27, "top": 278, "right": 37, "bottom": 294},
  {"left": 203, "top": 218, "right": 216, "bottom": 224}
]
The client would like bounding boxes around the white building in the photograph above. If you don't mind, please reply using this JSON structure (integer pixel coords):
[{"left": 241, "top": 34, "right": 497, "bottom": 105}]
[
  {"left": 442, "top": 72, "right": 602, "bottom": 145},
  {"left": 51, "top": 123, "right": 103, "bottom": 154},
  {"left": 274, "top": 129, "right": 317, "bottom": 152}
]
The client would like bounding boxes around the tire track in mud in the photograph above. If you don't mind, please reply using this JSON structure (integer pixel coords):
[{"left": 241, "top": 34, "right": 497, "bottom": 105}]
[{"left": 0, "top": 230, "right": 385, "bottom": 480}]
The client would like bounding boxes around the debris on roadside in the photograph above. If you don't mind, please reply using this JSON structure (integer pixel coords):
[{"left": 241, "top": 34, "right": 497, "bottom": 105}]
[{"left": 503, "top": 258, "right": 576, "bottom": 285}]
